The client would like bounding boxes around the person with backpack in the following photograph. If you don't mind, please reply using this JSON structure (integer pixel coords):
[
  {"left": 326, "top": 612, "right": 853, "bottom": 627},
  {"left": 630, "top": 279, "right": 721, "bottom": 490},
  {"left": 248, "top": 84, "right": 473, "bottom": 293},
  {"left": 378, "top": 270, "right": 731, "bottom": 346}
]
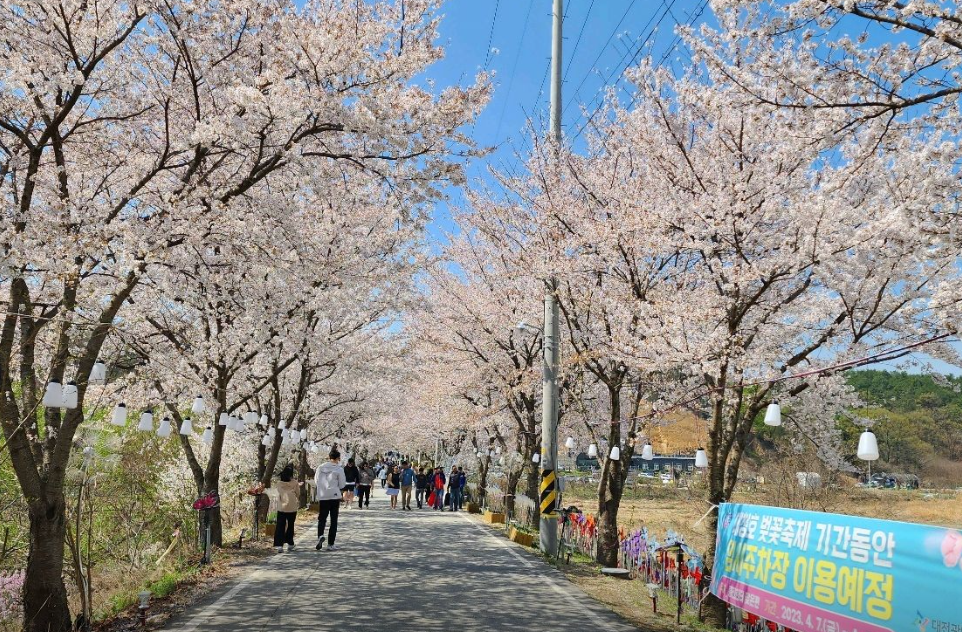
[
  {"left": 414, "top": 466, "right": 429, "bottom": 509},
  {"left": 314, "top": 447, "right": 347, "bottom": 551},
  {"left": 357, "top": 461, "right": 375, "bottom": 509},
  {"left": 399, "top": 460, "right": 415, "bottom": 511},
  {"left": 432, "top": 466, "right": 446, "bottom": 510},
  {"left": 342, "top": 457, "right": 360, "bottom": 508},
  {"left": 273, "top": 463, "right": 302, "bottom": 552}
]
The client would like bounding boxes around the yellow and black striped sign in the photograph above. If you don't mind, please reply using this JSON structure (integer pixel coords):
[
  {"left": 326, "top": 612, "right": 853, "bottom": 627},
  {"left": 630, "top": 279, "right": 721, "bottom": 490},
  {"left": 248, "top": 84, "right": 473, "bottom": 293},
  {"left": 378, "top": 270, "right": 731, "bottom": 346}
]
[{"left": 539, "top": 468, "right": 558, "bottom": 516}]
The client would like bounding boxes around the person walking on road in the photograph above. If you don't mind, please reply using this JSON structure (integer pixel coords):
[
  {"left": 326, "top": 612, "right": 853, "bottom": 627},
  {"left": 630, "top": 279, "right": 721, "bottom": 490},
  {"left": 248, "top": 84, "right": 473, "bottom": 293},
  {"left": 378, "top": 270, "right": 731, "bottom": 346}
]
[
  {"left": 273, "top": 463, "right": 302, "bottom": 552},
  {"left": 400, "top": 461, "right": 415, "bottom": 510},
  {"left": 378, "top": 461, "right": 388, "bottom": 489},
  {"left": 458, "top": 466, "right": 468, "bottom": 510},
  {"left": 386, "top": 464, "right": 401, "bottom": 509},
  {"left": 315, "top": 448, "right": 347, "bottom": 551},
  {"left": 432, "top": 466, "right": 446, "bottom": 510},
  {"left": 415, "top": 466, "right": 429, "bottom": 509},
  {"left": 357, "top": 461, "right": 375, "bottom": 509},
  {"left": 342, "top": 457, "right": 360, "bottom": 508},
  {"left": 447, "top": 466, "right": 462, "bottom": 512}
]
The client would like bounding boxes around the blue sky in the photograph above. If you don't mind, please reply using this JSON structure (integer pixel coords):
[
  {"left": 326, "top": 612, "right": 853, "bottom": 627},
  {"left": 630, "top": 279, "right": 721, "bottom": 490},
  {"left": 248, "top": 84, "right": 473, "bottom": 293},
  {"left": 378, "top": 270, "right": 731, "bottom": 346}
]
[{"left": 424, "top": 0, "right": 711, "bottom": 237}]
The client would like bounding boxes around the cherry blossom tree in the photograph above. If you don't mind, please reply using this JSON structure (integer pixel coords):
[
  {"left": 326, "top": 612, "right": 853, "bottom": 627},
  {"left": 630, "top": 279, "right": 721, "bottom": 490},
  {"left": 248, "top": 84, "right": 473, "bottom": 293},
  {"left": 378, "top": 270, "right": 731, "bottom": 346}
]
[
  {"left": 411, "top": 228, "right": 546, "bottom": 515},
  {"left": 0, "top": 0, "right": 486, "bottom": 629},
  {"left": 585, "top": 62, "right": 960, "bottom": 623}
]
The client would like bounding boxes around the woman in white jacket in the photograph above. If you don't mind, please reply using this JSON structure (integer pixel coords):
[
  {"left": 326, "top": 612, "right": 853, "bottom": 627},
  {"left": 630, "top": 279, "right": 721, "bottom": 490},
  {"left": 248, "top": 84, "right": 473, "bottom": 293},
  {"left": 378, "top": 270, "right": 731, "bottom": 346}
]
[{"left": 314, "top": 447, "right": 347, "bottom": 551}]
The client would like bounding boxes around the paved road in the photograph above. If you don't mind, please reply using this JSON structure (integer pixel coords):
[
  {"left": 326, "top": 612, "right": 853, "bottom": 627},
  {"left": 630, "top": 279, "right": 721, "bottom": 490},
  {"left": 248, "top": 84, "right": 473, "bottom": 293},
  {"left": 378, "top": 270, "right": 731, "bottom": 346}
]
[{"left": 165, "top": 489, "right": 638, "bottom": 632}]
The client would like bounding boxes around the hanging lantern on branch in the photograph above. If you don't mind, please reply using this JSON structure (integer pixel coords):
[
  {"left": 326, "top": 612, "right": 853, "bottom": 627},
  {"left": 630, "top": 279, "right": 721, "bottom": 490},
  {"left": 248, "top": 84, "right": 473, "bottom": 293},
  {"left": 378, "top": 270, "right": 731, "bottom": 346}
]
[{"left": 111, "top": 403, "right": 128, "bottom": 427}]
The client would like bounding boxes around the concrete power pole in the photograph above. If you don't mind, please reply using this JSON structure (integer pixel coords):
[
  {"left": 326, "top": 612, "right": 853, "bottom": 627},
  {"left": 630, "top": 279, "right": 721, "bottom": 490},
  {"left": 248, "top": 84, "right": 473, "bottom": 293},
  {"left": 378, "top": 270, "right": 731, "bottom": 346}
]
[{"left": 538, "top": 0, "right": 563, "bottom": 556}]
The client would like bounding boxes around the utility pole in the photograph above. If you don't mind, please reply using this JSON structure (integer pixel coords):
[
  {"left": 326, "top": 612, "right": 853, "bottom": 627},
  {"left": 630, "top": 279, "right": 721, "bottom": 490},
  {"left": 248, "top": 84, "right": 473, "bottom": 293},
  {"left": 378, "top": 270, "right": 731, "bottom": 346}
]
[{"left": 538, "top": 0, "right": 563, "bottom": 556}]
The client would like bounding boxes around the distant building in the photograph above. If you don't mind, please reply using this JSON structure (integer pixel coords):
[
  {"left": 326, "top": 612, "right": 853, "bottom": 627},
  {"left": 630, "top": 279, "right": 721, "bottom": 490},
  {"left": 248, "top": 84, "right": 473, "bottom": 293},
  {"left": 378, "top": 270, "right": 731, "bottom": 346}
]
[{"left": 573, "top": 452, "right": 697, "bottom": 473}]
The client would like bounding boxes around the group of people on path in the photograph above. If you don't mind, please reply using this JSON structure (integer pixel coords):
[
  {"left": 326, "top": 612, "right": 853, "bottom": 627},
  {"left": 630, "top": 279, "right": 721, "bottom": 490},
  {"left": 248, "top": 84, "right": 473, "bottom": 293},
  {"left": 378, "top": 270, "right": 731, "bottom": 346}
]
[
  {"left": 379, "top": 460, "right": 468, "bottom": 511},
  {"left": 270, "top": 448, "right": 470, "bottom": 552}
]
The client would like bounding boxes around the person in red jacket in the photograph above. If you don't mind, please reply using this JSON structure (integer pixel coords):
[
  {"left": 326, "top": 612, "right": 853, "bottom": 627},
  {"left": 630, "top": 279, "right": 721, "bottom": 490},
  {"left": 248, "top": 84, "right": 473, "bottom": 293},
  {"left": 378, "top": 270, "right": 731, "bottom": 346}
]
[{"left": 432, "top": 466, "right": 446, "bottom": 510}]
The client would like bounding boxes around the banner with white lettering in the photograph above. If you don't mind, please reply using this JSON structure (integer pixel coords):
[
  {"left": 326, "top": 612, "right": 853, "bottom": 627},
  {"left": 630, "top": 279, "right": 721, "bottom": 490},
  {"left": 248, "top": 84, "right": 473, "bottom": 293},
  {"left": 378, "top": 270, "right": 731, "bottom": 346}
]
[{"left": 711, "top": 503, "right": 962, "bottom": 632}]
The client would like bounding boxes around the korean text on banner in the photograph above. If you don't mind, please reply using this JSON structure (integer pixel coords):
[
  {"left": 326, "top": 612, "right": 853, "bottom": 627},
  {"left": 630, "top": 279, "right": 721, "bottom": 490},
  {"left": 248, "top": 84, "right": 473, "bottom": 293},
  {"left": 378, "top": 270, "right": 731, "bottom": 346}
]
[{"left": 710, "top": 503, "right": 962, "bottom": 632}]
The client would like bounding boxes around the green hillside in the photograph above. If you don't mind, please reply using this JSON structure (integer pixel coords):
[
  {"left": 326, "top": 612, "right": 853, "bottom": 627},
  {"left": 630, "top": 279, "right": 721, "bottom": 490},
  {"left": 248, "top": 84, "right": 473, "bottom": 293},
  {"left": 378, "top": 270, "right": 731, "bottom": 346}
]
[{"left": 844, "top": 370, "right": 962, "bottom": 485}]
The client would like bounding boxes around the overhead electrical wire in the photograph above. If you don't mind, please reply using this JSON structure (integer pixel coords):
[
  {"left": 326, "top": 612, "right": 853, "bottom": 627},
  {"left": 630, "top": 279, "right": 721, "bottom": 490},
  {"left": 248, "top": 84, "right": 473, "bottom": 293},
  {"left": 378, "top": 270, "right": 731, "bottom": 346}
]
[
  {"left": 493, "top": 0, "right": 535, "bottom": 143},
  {"left": 567, "top": 0, "right": 678, "bottom": 137},
  {"left": 571, "top": 0, "right": 708, "bottom": 142},
  {"left": 563, "top": 0, "right": 670, "bottom": 122},
  {"left": 482, "top": 0, "right": 502, "bottom": 71},
  {"left": 561, "top": 0, "right": 642, "bottom": 117}
]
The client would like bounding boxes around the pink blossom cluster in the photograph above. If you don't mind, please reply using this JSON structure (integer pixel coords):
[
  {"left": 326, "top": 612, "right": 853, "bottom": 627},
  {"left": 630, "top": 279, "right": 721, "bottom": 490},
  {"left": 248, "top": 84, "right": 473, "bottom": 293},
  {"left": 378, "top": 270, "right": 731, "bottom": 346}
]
[{"left": 0, "top": 571, "right": 24, "bottom": 621}]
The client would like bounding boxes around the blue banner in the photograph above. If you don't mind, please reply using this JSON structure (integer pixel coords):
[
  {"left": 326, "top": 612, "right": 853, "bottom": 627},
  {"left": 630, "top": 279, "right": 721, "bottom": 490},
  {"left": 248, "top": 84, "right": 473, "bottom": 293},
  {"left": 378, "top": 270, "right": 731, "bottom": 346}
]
[{"left": 711, "top": 503, "right": 962, "bottom": 632}]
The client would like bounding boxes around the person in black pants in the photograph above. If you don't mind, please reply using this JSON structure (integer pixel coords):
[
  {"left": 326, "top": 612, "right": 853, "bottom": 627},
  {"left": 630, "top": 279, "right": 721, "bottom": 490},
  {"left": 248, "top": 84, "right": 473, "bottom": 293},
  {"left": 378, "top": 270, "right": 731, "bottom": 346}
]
[
  {"left": 356, "top": 461, "right": 375, "bottom": 508},
  {"left": 314, "top": 448, "right": 347, "bottom": 551},
  {"left": 272, "top": 464, "right": 301, "bottom": 552},
  {"left": 415, "top": 467, "right": 429, "bottom": 508}
]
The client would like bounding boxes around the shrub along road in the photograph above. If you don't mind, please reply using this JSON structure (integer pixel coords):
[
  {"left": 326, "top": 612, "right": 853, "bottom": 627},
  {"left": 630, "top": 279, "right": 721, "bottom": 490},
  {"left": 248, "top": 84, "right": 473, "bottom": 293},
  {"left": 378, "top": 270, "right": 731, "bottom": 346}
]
[{"left": 163, "top": 489, "right": 639, "bottom": 631}]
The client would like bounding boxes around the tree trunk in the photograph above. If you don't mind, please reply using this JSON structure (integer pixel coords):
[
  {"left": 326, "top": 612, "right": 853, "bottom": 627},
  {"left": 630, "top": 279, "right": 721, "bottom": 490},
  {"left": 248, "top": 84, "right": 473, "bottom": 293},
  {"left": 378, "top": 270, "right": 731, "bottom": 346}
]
[
  {"left": 700, "top": 457, "right": 728, "bottom": 625},
  {"left": 596, "top": 462, "right": 624, "bottom": 567},
  {"left": 477, "top": 457, "right": 489, "bottom": 506},
  {"left": 505, "top": 468, "right": 522, "bottom": 518},
  {"left": 595, "top": 384, "right": 623, "bottom": 567},
  {"left": 24, "top": 495, "right": 72, "bottom": 632},
  {"left": 701, "top": 384, "right": 730, "bottom": 627}
]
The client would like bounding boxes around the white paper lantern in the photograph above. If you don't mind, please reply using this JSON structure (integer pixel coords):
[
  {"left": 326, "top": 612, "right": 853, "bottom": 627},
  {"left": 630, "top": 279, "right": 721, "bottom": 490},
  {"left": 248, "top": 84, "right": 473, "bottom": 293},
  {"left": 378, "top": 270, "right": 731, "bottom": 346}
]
[
  {"left": 89, "top": 361, "right": 107, "bottom": 384},
  {"left": 278, "top": 419, "right": 287, "bottom": 430},
  {"left": 565, "top": 436, "right": 576, "bottom": 450},
  {"left": 280, "top": 428, "right": 289, "bottom": 439},
  {"left": 227, "top": 416, "right": 239, "bottom": 431},
  {"left": 641, "top": 443, "right": 654, "bottom": 460},
  {"left": 259, "top": 414, "right": 268, "bottom": 427},
  {"left": 609, "top": 446, "right": 621, "bottom": 461},
  {"left": 62, "top": 381, "right": 78, "bottom": 409},
  {"left": 218, "top": 412, "right": 229, "bottom": 426},
  {"left": 244, "top": 411, "right": 257, "bottom": 425},
  {"left": 179, "top": 418, "right": 194, "bottom": 436},
  {"left": 857, "top": 430, "right": 879, "bottom": 461},
  {"left": 764, "top": 402, "right": 782, "bottom": 427},
  {"left": 191, "top": 396, "right": 205, "bottom": 415},
  {"left": 695, "top": 448, "right": 709, "bottom": 468},
  {"left": 111, "top": 403, "right": 127, "bottom": 427},
  {"left": 532, "top": 452, "right": 540, "bottom": 464},
  {"left": 42, "top": 381, "right": 64, "bottom": 408},
  {"left": 137, "top": 410, "right": 154, "bottom": 432},
  {"left": 201, "top": 427, "right": 213, "bottom": 444},
  {"left": 587, "top": 443, "right": 599, "bottom": 459},
  {"left": 157, "top": 417, "right": 172, "bottom": 438}
]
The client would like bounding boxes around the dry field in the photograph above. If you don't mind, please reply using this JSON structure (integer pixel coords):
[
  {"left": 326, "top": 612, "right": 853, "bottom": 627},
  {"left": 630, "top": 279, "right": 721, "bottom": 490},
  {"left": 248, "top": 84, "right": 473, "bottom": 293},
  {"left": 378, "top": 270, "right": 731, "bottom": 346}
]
[{"left": 564, "top": 483, "right": 962, "bottom": 553}]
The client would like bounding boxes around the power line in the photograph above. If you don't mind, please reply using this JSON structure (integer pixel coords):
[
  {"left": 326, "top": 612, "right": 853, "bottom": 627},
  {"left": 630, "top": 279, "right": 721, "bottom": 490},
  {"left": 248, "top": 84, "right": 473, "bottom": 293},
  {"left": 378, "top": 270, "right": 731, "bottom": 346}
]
[
  {"left": 493, "top": 0, "right": 535, "bottom": 143},
  {"left": 482, "top": 0, "right": 502, "bottom": 71},
  {"left": 562, "top": 0, "right": 596, "bottom": 85},
  {"left": 571, "top": 0, "right": 707, "bottom": 142},
  {"left": 561, "top": 0, "right": 641, "bottom": 118},
  {"left": 566, "top": 0, "right": 676, "bottom": 135}
]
